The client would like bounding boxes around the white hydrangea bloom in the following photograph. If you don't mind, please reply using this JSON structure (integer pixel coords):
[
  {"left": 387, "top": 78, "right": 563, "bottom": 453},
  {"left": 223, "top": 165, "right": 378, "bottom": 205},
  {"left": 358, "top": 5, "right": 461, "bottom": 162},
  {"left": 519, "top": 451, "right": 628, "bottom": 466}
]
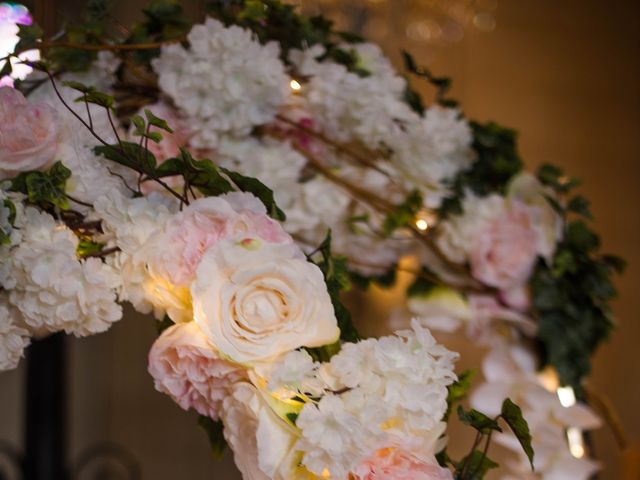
[
  {"left": 217, "top": 136, "right": 306, "bottom": 208},
  {"left": 390, "top": 106, "right": 474, "bottom": 208},
  {"left": 284, "top": 176, "right": 351, "bottom": 244},
  {"left": 92, "top": 190, "right": 177, "bottom": 316},
  {"left": 0, "top": 297, "right": 30, "bottom": 371},
  {"left": 1, "top": 207, "right": 122, "bottom": 336},
  {"left": 265, "top": 350, "right": 324, "bottom": 397},
  {"left": 290, "top": 44, "right": 415, "bottom": 147},
  {"left": 59, "top": 142, "right": 135, "bottom": 213},
  {"left": 296, "top": 320, "right": 458, "bottom": 477},
  {"left": 153, "top": 18, "right": 289, "bottom": 148}
]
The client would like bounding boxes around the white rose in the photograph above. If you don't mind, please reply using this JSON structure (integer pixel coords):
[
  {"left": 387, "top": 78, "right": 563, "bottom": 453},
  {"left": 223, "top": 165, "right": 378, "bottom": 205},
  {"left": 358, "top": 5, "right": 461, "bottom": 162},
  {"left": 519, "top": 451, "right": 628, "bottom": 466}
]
[
  {"left": 221, "top": 382, "right": 299, "bottom": 480},
  {"left": 192, "top": 236, "right": 339, "bottom": 363}
]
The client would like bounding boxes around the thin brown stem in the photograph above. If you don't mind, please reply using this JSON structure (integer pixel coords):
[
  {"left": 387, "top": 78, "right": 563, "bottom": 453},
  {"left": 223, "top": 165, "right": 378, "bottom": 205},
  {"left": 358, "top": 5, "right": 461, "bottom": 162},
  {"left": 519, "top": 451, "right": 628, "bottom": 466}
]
[
  {"left": 585, "top": 386, "right": 629, "bottom": 450},
  {"left": 81, "top": 246, "right": 120, "bottom": 259},
  {"left": 7, "top": 37, "right": 186, "bottom": 60}
]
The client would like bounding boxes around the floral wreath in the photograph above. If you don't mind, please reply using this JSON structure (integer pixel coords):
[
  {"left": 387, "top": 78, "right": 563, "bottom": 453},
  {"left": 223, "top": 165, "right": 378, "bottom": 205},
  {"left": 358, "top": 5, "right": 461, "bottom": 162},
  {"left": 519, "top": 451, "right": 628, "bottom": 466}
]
[{"left": 0, "top": 1, "right": 625, "bottom": 479}]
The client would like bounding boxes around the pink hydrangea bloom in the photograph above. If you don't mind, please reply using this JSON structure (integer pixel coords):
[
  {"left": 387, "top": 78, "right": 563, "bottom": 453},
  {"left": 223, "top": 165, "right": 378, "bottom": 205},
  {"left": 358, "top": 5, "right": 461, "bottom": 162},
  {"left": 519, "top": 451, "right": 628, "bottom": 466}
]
[
  {"left": 148, "top": 321, "right": 247, "bottom": 419},
  {"left": 0, "top": 86, "right": 60, "bottom": 178},
  {"left": 469, "top": 200, "right": 538, "bottom": 291},
  {"left": 352, "top": 449, "right": 453, "bottom": 480}
]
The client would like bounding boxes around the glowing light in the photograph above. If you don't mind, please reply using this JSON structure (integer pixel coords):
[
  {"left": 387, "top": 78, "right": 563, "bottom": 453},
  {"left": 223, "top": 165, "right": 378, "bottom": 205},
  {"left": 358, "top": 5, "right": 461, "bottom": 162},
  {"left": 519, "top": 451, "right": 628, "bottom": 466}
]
[
  {"left": 415, "top": 209, "right": 435, "bottom": 231},
  {"left": 0, "top": 3, "right": 38, "bottom": 86},
  {"left": 290, "top": 79, "right": 302, "bottom": 91},
  {"left": 557, "top": 386, "right": 577, "bottom": 407},
  {"left": 567, "top": 427, "right": 586, "bottom": 458}
]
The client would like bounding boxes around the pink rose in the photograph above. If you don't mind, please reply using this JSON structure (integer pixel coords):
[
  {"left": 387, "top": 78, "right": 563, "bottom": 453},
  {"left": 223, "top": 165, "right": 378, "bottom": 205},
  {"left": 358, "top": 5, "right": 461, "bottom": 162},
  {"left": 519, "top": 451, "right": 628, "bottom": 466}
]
[
  {"left": 147, "top": 192, "right": 291, "bottom": 287},
  {"left": 352, "top": 449, "right": 453, "bottom": 480},
  {"left": 469, "top": 200, "right": 538, "bottom": 291},
  {"left": 148, "top": 321, "right": 247, "bottom": 419},
  {"left": 134, "top": 102, "right": 190, "bottom": 195},
  {"left": 0, "top": 87, "right": 60, "bottom": 179}
]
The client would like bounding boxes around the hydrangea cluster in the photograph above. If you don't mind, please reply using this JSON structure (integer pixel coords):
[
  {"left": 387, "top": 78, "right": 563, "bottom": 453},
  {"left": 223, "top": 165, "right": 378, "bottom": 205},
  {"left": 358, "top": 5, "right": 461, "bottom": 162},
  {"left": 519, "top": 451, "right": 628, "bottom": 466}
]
[
  {"left": 0, "top": 205, "right": 122, "bottom": 336},
  {"left": 0, "top": 2, "right": 620, "bottom": 479},
  {"left": 152, "top": 18, "right": 289, "bottom": 148}
]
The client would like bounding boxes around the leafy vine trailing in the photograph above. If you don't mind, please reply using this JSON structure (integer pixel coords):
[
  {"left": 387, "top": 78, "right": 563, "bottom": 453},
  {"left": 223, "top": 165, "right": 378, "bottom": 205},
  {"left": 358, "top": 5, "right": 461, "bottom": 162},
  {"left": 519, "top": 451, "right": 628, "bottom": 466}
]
[{"left": 0, "top": 0, "right": 626, "bottom": 478}]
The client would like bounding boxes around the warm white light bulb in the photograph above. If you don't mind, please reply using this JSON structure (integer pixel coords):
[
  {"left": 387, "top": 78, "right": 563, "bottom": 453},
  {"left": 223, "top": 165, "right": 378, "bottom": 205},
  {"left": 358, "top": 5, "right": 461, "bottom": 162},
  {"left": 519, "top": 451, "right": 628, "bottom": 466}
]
[
  {"left": 415, "top": 218, "right": 429, "bottom": 231},
  {"left": 557, "top": 386, "right": 577, "bottom": 407},
  {"left": 290, "top": 79, "right": 302, "bottom": 91}
]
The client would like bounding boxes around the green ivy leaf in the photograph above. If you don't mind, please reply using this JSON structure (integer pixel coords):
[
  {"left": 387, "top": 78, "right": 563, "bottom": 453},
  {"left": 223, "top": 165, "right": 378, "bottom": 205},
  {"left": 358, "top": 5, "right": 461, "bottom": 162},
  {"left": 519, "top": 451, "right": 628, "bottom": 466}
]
[
  {"left": 457, "top": 406, "right": 502, "bottom": 434},
  {"left": 11, "top": 161, "right": 72, "bottom": 209},
  {"left": 501, "top": 398, "right": 534, "bottom": 469},
  {"left": 455, "top": 450, "right": 499, "bottom": 480},
  {"left": 444, "top": 370, "right": 475, "bottom": 420},
  {"left": 220, "top": 167, "right": 286, "bottom": 221},
  {"left": 197, "top": 415, "right": 227, "bottom": 459},
  {"left": 144, "top": 108, "right": 174, "bottom": 133}
]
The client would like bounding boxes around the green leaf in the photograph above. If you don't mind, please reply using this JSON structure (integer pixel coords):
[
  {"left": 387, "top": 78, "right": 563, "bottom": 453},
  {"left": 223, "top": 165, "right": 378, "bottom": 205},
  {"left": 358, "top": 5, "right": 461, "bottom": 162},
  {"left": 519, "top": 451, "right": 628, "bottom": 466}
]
[
  {"left": 444, "top": 370, "right": 475, "bottom": 420},
  {"left": 95, "top": 142, "right": 157, "bottom": 174},
  {"left": 76, "top": 239, "right": 104, "bottom": 257},
  {"left": 197, "top": 415, "right": 227, "bottom": 459},
  {"left": 144, "top": 108, "right": 174, "bottom": 133},
  {"left": 220, "top": 167, "right": 286, "bottom": 221},
  {"left": 455, "top": 450, "right": 499, "bottom": 480},
  {"left": 406, "top": 272, "right": 437, "bottom": 298},
  {"left": 311, "top": 231, "right": 359, "bottom": 343},
  {"left": 11, "top": 161, "right": 72, "bottom": 209},
  {"left": 567, "top": 195, "right": 592, "bottom": 219},
  {"left": 179, "top": 149, "right": 234, "bottom": 196},
  {"left": 457, "top": 406, "right": 502, "bottom": 434},
  {"left": 501, "top": 398, "right": 534, "bottom": 469}
]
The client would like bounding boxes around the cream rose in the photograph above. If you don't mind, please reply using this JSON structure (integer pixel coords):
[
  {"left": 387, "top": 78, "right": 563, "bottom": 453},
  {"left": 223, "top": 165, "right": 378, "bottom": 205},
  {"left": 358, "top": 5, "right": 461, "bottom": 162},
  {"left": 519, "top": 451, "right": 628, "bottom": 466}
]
[
  {"left": 191, "top": 236, "right": 340, "bottom": 363},
  {"left": 0, "top": 87, "right": 60, "bottom": 179},
  {"left": 144, "top": 193, "right": 292, "bottom": 323}
]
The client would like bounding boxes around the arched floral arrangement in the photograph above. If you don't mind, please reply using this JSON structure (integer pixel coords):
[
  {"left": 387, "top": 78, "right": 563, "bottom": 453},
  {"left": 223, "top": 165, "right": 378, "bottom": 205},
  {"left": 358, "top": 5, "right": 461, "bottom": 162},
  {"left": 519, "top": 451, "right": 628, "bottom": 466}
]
[{"left": 0, "top": 1, "right": 624, "bottom": 478}]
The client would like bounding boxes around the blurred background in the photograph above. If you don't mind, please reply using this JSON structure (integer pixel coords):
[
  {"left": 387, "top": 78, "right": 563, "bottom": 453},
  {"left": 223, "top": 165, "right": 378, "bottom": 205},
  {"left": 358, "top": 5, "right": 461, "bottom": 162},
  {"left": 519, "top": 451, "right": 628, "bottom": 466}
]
[{"left": 0, "top": 0, "right": 638, "bottom": 478}]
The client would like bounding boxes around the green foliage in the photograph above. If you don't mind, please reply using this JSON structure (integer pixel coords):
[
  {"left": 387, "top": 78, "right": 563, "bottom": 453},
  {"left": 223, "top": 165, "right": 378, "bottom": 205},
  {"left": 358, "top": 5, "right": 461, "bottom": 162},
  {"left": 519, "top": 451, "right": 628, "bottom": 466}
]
[
  {"left": 197, "top": 415, "right": 227, "bottom": 458},
  {"left": 95, "top": 142, "right": 158, "bottom": 174},
  {"left": 64, "top": 80, "right": 116, "bottom": 111},
  {"left": 501, "top": 399, "right": 534, "bottom": 469},
  {"left": 349, "top": 267, "right": 397, "bottom": 290},
  {"left": 10, "top": 162, "right": 72, "bottom": 210},
  {"left": 310, "top": 231, "right": 360, "bottom": 343},
  {"left": 381, "top": 190, "right": 422, "bottom": 237},
  {"left": 530, "top": 162, "right": 625, "bottom": 389},
  {"left": 76, "top": 239, "right": 104, "bottom": 257},
  {"left": 220, "top": 167, "right": 286, "bottom": 221},
  {"left": 457, "top": 406, "right": 502, "bottom": 434},
  {"left": 455, "top": 451, "right": 499, "bottom": 480},
  {"left": 406, "top": 270, "right": 437, "bottom": 298},
  {"left": 446, "top": 398, "right": 533, "bottom": 479},
  {"left": 401, "top": 50, "right": 453, "bottom": 105},
  {"left": 126, "top": 0, "right": 190, "bottom": 65},
  {"left": 0, "top": 199, "right": 17, "bottom": 245},
  {"left": 444, "top": 370, "right": 475, "bottom": 421},
  {"left": 438, "top": 121, "right": 523, "bottom": 218}
]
